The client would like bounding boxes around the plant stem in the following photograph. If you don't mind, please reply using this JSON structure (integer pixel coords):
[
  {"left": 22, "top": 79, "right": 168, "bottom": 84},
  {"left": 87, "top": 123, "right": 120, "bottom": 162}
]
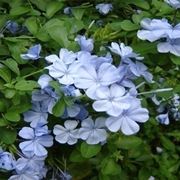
[
  {"left": 22, "top": 68, "right": 45, "bottom": 79},
  {"left": 138, "top": 88, "right": 173, "bottom": 95}
]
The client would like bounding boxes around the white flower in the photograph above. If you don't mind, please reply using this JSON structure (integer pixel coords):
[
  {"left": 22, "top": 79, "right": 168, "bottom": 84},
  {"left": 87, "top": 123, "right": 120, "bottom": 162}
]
[
  {"left": 79, "top": 117, "right": 107, "bottom": 144},
  {"left": 165, "top": 0, "right": 180, "bottom": 9},
  {"left": 109, "top": 42, "right": 143, "bottom": 62},
  {"left": 106, "top": 101, "right": 149, "bottom": 135},
  {"left": 53, "top": 120, "right": 79, "bottom": 145},
  {"left": 74, "top": 62, "right": 120, "bottom": 99},
  {"left": 75, "top": 35, "right": 94, "bottom": 52},
  {"left": 157, "top": 38, "right": 180, "bottom": 57},
  {"left": 37, "top": 74, "right": 52, "bottom": 89},
  {"left": 45, "top": 48, "right": 76, "bottom": 64},
  {"left": 93, "top": 84, "right": 130, "bottom": 117},
  {"left": 137, "top": 18, "right": 172, "bottom": 42},
  {"left": 96, "top": 3, "right": 113, "bottom": 15},
  {"left": 46, "top": 59, "right": 79, "bottom": 85},
  {"left": 156, "top": 113, "right": 170, "bottom": 125}
]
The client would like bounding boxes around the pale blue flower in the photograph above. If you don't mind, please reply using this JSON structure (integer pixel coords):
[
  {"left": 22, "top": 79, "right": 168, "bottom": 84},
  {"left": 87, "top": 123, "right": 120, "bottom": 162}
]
[
  {"left": 45, "top": 48, "right": 76, "bottom": 64},
  {"left": 61, "top": 85, "right": 81, "bottom": 97},
  {"left": 19, "top": 126, "right": 53, "bottom": 157},
  {"left": 157, "top": 38, "right": 180, "bottom": 56},
  {"left": 8, "top": 173, "right": 40, "bottom": 180},
  {"left": 137, "top": 18, "right": 172, "bottom": 42},
  {"left": 53, "top": 120, "right": 79, "bottom": 145},
  {"left": 64, "top": 7, "right": 72, "bottom": 15},
  {"left": 172, "top": 94, "right": 180, "bottom": 107},
  {"left": 128, "top": 61, "right": 153, "bottom": 82},
  {"left": 59, "top": 171, "right": 72, "bottom": 180},
  {"left": 74, "top": 62, "right": 120, "bottom": 99},
  {"left": 23, "top": 101, "right": 48, "bottom": 128},
  {"left": 66, "top": 104, "right": 81, "bottom": 118},
  {"left": 79, "top": 117, "right": 107, "bottom": 144},
  {"left": 6, "top": 21, "right": 19, "bottom": 34},
  {"left": 171, "top": 108, "right": 180, "bottom": 120},
  {"left": 37, "top": 74, "right": 52, "bottom": 89},
  {"left": 117, "top": 65, "right": 136, "bottom": 88},
  {"left": 20, "top": 44, "right": 41, "bottom": 60},
  {"left": 138, "top": 18, "right": 180, "bottom": 40},
  {"left": 106, "top": 101, "right": 149, "bottom": 135},
  {"left": 109, "top": 42, "right": 143, "bottom": 63},
  {"left": 76, "top": 51, "right": 112, "bottom": 69},
  {"left": 62, "top": 104, "right": 88, "bottom": 120},
  {"left": 32, "top": 88, "right": 59, "bottom": 114},
  {"left": 15, "top": 153, "right": 46, "bottom": 173},
  {"left": 156, "top": 113, "right": 170, "bottom": 125},
  {"left": 96, "top": 3, "right": 113, "bottom": 15},
  {"left": 46, "top": 55, "right": 79, "bottom": 85},
  {"left": 0, "top": 151, "right": 16, "bottom": 171},
  {"left": 75, "top": 35, "right": 94, "bottom": 52},
  {"left": 93, "top": 84, "right": 130, "bottom": 117},
  {"left": 165, "top": 0, "right": 180, "bottom": 9},
  {"left": 74, "top": 105, "right": 89, "bottom": 120},
  {"left": 14, "top": 152, "right": 47, "bottom": 180}
]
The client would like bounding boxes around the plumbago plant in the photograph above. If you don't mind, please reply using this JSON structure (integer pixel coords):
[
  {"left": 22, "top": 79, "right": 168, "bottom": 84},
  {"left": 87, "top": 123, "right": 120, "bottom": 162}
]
[{"left": 0, "top": 0, "right": 180, "bottom": 179}]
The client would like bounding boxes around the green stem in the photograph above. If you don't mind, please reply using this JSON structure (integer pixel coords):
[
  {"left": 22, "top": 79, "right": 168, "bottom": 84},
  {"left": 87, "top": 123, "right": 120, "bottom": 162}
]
[
  {"left": 138, "top": 88, "right": 173, "bottom": 95},
  {"left": 10, "top": 68, "right": 45, "bottom": 85},
  {"left": 172, "top": 9, "right": 178, "bottom": 24},
  {"left": 22, "top": 68, "right": 45, "bottom": 79}
]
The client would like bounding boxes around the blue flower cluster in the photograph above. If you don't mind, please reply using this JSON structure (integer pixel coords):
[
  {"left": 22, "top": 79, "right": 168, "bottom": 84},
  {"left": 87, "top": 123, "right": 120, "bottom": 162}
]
[
  {"left": 44, "top": 35, "right": 150, "bottom": 141},
  {"left": 137, "top": 17, "right": 180, "bottom": 56}
]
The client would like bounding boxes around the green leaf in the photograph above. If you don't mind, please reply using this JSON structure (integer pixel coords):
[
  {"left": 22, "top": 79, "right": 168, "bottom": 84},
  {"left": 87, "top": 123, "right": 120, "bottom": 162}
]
[
  {"left": 70, "top": 149, "right": 86, "bottom": 162},
  {"left": 161, "top": 136, "right": 176, "bottom": 152},
  {"left": 4, "top": 111, "right": 20, "bottom": 122},
  {"left": 25, "top": 17, "right": 39, "bottom": 35},
  {"left": 0, "top": 45, "right": 9, "bottom": 56},
  {"left": 128, "top": 0, "right": 150, "bottom": 10},
  {"left": 0, "top": 127, "right": 17, "bottom": 144},
  {"left": 0, "top": 64, "right": 11, "bottom": 82},
  {"left": 52, "top": 99, "right": 65, "bottom": 117},
  {"left": 170, "top": 55, "right": 180, "bottom": 65},
  {"left": 45, "top": 19, "right": 70, "bottom": 47},
  {"left": 72, "top": 8, "right": 85, "bottom": 20},
  {"left": 10, "top": 6, "right": 30, "bottom": 16},
  {"left": 3, "top": 58, "right": 20, "bottom": 75},
  {"left": 80, "top": 142, "right": 101, "bottom": 158},
  {"left": 101, "top": 158, "right": 121, "bottom": 175},
  {"left": 117, "top": 136, "right": 143, "bottom": 149},
  {"left": 4, "top": 89, "right": 16, "bottom": 99},
  {"left": 120, "top": 20, "right": 139, "bottom": 31},
  {"left": 46, "top": 2, "right": 64, "bottom": 18},
  {"left": 15, "top": 80, "right": 38, "bottom": 91},
  {"left": 0, "top": 118, "right": 9, "bottom": 127}
]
